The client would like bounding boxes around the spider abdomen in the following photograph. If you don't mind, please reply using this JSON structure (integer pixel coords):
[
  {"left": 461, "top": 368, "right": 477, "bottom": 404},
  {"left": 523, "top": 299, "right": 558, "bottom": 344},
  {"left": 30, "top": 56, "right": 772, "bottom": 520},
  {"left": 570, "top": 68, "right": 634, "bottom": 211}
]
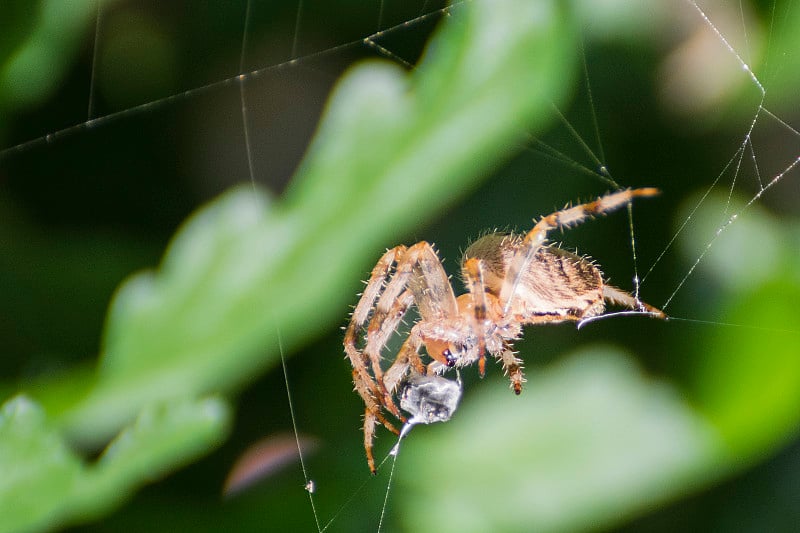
[{"left": 464, "top": 232, "right": 606, "bottom": 321}]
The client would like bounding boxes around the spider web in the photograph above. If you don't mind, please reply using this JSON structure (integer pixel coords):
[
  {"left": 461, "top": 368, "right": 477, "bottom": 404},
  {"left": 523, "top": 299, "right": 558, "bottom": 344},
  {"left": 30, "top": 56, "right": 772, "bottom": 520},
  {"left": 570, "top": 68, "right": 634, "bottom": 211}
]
[{"left": 1, "top": 0, "right": 799, "bottom": 531}]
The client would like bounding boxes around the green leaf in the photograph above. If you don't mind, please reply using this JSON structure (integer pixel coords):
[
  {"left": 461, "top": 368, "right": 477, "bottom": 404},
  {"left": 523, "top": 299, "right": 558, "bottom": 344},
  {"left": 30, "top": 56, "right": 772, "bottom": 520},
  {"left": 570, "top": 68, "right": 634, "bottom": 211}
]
[
  {"left": 0, "top": 395, "right": 230, "bottom": 533},
  {"left": 0, "top": 0, "right": 106, "bottom": 112},
  {"left": 692, "top": 282, "right": 800, "bottom": 458},
  {"left": 396, "top": 348, "right": 726, "bottom": 533},
  {"left": 73, "top": 396, "right": 232, "bottom": 521},
  {"left": 758, "top": 1, "right": 800, "bottom": 115},
  {"left": 677, "top": 191, "right": 800, "bottom": 459},
  {"left": 0, "top": 396, "right": 82, "bottom": 533}
]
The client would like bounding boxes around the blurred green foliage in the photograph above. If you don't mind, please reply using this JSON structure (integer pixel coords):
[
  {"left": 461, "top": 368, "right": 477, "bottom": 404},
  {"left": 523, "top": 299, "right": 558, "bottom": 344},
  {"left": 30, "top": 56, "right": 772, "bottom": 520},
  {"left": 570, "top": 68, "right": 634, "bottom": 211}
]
[
  {"left": 0, "top": 1, "right": 799, "bottom": 532},
  {"left": 0, "top": 0, "right": 100, "bottom": 111},
  {"left": 0, "top": 396, "right": 229, "bottom": 533},
  {"left": 400, "top": 348, "right": 723, "bottom": 533}
]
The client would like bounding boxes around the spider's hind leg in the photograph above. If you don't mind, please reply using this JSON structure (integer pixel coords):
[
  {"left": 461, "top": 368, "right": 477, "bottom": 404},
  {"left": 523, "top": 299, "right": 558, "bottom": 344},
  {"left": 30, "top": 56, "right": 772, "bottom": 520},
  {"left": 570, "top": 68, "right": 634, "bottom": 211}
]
[{"left": 602, "top": 284, "right": 666, "bottom": 319}]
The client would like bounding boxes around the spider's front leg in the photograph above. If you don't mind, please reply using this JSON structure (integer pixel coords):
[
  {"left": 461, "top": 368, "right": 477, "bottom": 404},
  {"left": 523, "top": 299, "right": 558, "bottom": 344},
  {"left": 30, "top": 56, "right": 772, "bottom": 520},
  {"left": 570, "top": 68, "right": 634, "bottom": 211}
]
[
  {"left": 362, "top": 409, "right": 380, "bottom": 475},
  {"left": 461, "top": 257, "right": 489, "bottom": 376},
  {"left": 347, "top": 241, "right": 472, "bottom": 473},
  {"left": 344, "top": 246, "right": 407, "bottom": 407}
]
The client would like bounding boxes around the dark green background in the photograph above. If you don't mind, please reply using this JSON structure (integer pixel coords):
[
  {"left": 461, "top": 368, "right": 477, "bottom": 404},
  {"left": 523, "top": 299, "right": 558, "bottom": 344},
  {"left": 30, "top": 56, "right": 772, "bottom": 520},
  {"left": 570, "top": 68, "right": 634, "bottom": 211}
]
[{"left": 1, "top": 1, "right": 799, "bottom": 531}]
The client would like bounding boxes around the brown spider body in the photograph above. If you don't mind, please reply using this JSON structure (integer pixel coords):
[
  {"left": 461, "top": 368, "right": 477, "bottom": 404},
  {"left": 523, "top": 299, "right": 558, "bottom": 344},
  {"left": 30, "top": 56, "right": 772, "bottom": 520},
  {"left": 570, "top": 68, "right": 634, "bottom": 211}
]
[
  {"left": 465, "top": 234, "right": 607, "bottom": 323},
  {"left": 344, "top": 188, "right": 666, "bottom": 473}
]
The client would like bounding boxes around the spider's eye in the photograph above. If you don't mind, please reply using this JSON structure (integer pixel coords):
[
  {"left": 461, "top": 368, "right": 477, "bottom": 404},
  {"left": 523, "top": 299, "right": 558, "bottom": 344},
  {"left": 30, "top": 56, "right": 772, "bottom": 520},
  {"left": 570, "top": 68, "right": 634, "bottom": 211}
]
[{"left": 442, "top": 348, "right": 457, "bottom": 367}]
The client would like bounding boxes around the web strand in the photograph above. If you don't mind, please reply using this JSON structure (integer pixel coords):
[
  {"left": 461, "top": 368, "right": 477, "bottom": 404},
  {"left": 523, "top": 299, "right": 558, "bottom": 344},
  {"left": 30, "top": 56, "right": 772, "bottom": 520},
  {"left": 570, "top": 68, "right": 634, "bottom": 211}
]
[
  {"left": 239, "top": 0, "right": 257, "bottom": 189},
  {"left": 666, "top": 316, "right": 800, "bottom": 334},
  {"left": 377, "top": 449, "right": 401, "bottom": 533},
  {"left": 0, "top": 4, "right": 456, "bottom": 161},
  {"left": 378, "top": 0, "right": 386, "bottom": 31},
  {"left": 550, "top": 104, "right": 611, "bottom": 181},
  {"left": 87, "top": 1, "right": 103, "bottom": 120},
  {"left": 580, "top": 35, "right": 606, "bottom": 166},
  {"left": 662, "top": 153, "right": 800, "bottom": 310},
  {"left": 292, "top": 0, "right": 304, "bottom": 59},
  {"left": 685, "top": 0, "right": 765, "bottom": 96},
  {"left": 277, "top": 329, "right": 322, "bottom": 532},
  {"left": 643, "top": 2, "right": 800, "bottom": 305}
]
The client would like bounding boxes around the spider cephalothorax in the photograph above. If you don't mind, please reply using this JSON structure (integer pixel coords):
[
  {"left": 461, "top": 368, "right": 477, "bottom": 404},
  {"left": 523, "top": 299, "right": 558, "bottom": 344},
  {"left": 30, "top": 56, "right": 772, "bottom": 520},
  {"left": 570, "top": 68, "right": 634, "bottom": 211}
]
[{"left": 344, "top": 188, "right": 666, "bottom": 473}]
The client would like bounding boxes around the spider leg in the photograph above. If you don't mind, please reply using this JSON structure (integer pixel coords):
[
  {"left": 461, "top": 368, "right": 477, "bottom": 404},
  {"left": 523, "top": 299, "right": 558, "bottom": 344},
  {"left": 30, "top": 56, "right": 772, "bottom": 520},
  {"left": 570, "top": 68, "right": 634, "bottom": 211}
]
[
  {"left": 370, "top": 240, "right": 464, "bottom": 381},
  {"left": 499, "top": 343, "right": 526, "bottom": 395},
  {"left": 385, "top": 241, "right": 461, "bottom": 370},
  {"left": 603, "top": 284, "right": 666, "bottom": 319},
  {"left": 364, "top": 288, "right": 415, "bottom": 417},
  {"left": 462, "top": 257, "right": 488, "bottom": 377},
  {"left": 352, "top": 364, "right": 399, "bottom": 475},
  {"left": 353, "top": 368, "right": 400, "bottom": 428},
  {"left": 364, "top": 289, "right": 421, "bottom": 422},
  {"left": 361, "top": 245, "right": 451, "bottom": 409},
  {"left": 384, "top": 329, "right": 427, "bottom": 392},
  {"left": 363, "top": 409, "right": 380, "bottom": 475},
  {"left": 363, "top": 241, "right": 456, "bottom": 384},
  {"left": 401, "top": 242, "right": 459, "bottom": 321},
  {"left": 346, "top": 241, "right": 462, "bottom": 473},
  {"left": 344, "top": 246, "right": 407, "bottom": 407},
  {"left": 499, "top": 188, "right": 659, "bottom": 311}
]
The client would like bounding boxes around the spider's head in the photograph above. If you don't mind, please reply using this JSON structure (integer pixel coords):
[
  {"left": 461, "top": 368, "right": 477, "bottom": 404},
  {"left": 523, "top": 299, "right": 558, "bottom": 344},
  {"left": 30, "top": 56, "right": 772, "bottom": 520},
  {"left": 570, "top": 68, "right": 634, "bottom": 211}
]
[{"left": 424, "top": 338, "right": 474, "bottom": 369}]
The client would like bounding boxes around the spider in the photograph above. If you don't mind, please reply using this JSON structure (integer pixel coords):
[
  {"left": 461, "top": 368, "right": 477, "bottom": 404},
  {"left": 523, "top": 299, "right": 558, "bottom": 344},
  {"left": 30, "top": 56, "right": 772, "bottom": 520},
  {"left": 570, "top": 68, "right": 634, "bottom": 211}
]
[{"left": 344, "top": 188, "right": 666, "bottom": 473}]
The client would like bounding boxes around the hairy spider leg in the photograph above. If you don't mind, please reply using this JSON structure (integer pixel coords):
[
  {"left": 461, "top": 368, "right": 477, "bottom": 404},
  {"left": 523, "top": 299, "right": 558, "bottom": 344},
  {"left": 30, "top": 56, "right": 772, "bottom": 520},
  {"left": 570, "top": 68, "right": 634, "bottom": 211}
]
[
  {"left": 344, "top": 246, "right": 411, "bottom": 441},
  {"left": 602, "top": 284, "right": 666, "bottom": 318},
  {"left": 347, "top": 241, "right": 467, "bottom": 473},
  {"left": 461, "top": 257, "right": 489, "bottom": 376},
  {"left": 362, "top": 330, "right": 426, "bottom": 473},
  {"left": 361, "top": 409, "right": 381, "bottom": 475},
  {"left": 344, "top": 245, "right": 406, "bottom": 398},
  {"left": 499, "top": 343, "right": 526, "bottom": 394},
  {"left": 400, "top": 242, "right": 465, "bottom": 368}
]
